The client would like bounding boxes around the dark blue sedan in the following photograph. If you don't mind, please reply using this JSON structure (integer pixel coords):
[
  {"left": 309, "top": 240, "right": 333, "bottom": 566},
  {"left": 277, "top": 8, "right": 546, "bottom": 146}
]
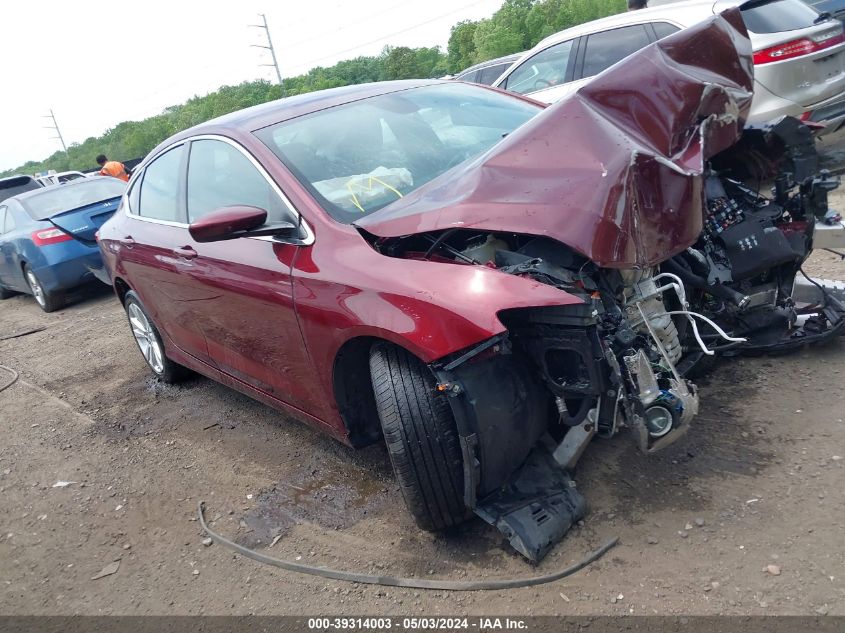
[{"left": 0, "top": 177, "right": 125, "bottom": 312}]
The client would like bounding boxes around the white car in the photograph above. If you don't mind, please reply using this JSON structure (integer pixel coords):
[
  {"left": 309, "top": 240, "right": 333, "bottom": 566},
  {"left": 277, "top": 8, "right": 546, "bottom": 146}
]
[
  {"left": 492, "top": 0, "right": 845, "bottom": 135},
  {"left": 34, "top": 170, "right": 88, "bottom": 187}
]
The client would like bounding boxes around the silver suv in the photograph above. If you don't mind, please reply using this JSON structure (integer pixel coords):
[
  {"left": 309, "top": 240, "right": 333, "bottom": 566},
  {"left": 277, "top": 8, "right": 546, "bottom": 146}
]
[{"left": 492, "top": 0, "right": 845, "bottom": 135}]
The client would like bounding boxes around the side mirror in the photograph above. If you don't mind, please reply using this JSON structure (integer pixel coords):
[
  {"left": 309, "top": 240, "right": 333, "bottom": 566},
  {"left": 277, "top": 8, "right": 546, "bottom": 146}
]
[{"left": 188, "top": 205, "right": 297, "bottom": 242}]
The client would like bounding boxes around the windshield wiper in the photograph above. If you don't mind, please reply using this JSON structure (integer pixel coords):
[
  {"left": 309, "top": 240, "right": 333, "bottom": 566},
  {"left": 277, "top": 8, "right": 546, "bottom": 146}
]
[{"left": 814, "top": 11, "right": 832, "bottom": 24}]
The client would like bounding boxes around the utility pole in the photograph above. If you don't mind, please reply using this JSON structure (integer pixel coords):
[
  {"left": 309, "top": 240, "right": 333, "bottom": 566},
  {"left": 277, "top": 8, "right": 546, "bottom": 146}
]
[
  {"left": 249, "top": 13, "right": 284, "bottom": 95},
  {"left": 42, "top": 109, "right": 68, "bottom": 153}
]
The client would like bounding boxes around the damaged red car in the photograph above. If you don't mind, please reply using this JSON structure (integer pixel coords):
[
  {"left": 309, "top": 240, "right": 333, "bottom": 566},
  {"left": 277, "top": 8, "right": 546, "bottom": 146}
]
[{"left": 98, "top": 9, "right": 845, "bottom": 561}]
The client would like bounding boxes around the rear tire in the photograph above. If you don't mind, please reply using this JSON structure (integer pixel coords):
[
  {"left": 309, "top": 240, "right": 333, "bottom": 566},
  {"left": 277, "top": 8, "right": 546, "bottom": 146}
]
[
  {"left": 24, "top": 265, "right": 64, "bottom": 312},
  {"left": 123, "top": 290, "right": 190, "bottom": 383},
  {"left": 369, "top": 343, "right": 469, "bottom": 531}
]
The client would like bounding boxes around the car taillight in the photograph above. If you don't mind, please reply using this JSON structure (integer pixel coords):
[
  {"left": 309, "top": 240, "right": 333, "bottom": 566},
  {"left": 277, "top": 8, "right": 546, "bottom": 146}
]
[
  {"left": 32, "top": 228, "right": 73, "bottom": 246},
  {"left": 753, "top": 31, "right": 845, "bottom": 64}
]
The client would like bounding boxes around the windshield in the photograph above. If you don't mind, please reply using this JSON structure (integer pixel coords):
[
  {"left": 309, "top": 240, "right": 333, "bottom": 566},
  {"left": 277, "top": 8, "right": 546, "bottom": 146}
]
[
  {"left": 21, "top": 178, "right": 126, "bottom": 220},
  {"left": 256, "top": 83, "right": 540, "bottom": 223}
]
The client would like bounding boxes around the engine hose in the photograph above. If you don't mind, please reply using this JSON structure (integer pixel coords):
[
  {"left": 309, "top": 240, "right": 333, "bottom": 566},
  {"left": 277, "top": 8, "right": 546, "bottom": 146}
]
[
  {"left": 0, "top": 364, "right": 19, "bottom": 393},
  {"left": 663, "top": 258, "right": 749, "bottom": 308},
  {"left": 198, "top": 502, "right": 619, "bottom": 591},
  {"left": 559, "top": 395, "right": 594, "bottom": 427}
]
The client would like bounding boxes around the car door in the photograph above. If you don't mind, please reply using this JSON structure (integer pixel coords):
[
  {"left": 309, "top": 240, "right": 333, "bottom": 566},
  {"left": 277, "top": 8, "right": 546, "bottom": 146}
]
[
  {"left": 498, "top": 38, "right": 579, "bottom": 103},
  {"left": 118, "top": 143, "right": 213, "bottom": 365},
  {"left": 0, "top": 203, "right": 30, "bottom": 292},
  {"left": 179, "top": 136, "right": 320, "bottom": 411}
]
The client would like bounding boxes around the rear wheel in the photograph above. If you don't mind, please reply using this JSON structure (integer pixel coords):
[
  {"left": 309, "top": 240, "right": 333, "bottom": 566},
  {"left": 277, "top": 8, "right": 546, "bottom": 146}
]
[
  {"left": 123, "top": 291, "right": 190, "bottom": 383},
  {"left": 369, "top": 343, "right": 469, "bottom": 531},
  {"left": 24, "top": 265, "right": 64, "bottom": 312}
]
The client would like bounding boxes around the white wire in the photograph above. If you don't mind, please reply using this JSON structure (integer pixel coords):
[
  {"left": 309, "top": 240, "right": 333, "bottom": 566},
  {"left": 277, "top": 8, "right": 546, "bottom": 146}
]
[
  {"left": 653, "top": 272, "right": 688, "bottom": 307},
  {"left": 664, "top": 310, "right": 747, "bottom": 344}
]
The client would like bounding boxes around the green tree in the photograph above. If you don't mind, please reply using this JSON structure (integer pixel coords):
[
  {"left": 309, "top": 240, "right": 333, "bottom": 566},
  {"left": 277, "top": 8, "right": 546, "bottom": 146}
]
[{"left": 447, "top": 20, "right": 480, "bottom": 73}]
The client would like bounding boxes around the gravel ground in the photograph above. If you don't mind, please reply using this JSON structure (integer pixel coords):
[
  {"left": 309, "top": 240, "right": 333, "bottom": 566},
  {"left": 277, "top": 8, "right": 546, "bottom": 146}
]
[{"left": 0, "top": 193, "right": 844, "bottom": 617}]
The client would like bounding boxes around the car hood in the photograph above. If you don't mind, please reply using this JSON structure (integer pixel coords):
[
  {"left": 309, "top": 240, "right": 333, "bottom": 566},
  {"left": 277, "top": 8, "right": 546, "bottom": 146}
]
[{"left": 356, "top": 9, "right": 754, "bottom": 269}]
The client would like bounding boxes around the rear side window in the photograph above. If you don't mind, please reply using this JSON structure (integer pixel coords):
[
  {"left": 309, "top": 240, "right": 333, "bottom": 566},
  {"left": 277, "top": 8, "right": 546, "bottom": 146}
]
[
  {"left": 0, "top": 207, "right": 6, "bottom": 234},
  {"left": 477, "top": 63, "right": 510, "bottom": 85},
  {"left": 457, "top": 70, "right": 480, "bottom": 82},
  {"left": 186, "top": 139, "right": 290, "bottom": 223},
  {"left": 741, "top": 0, "right": 821, "bottom": 33},
  {"left": 582, "top": 25, "right": 652, "bottom": 78},
  {"left": 138, "top": 145, "right": 185, "bottom": 222},
  {"left": 652, "top": 22, "right": 681, "bottom": 39},
  {"left": 505, "top": 40, "right": 575, "bottom": 94}
]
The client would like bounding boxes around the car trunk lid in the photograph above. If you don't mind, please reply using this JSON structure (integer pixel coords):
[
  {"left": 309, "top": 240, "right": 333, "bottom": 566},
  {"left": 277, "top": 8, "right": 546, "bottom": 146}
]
[
  {"left": 739, "top": 0, "right": 845, "bottom": 106},
  {"left": 48, "top": 198, "right": 121, "bottom": 244}
]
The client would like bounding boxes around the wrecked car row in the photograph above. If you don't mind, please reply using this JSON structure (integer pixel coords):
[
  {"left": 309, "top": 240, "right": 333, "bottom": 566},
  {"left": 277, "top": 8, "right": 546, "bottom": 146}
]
[{"left": 94, "top": 9, "right": 844, "bottom": 562}]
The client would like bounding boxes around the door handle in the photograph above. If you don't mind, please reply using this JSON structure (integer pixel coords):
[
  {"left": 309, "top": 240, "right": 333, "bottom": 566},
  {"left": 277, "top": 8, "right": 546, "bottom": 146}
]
[
  {"left": 174, "top": 246, "right": 198, "bottom": 260},
  {"left": 120, "top": 236, "right": 135, "bottom": 246}
]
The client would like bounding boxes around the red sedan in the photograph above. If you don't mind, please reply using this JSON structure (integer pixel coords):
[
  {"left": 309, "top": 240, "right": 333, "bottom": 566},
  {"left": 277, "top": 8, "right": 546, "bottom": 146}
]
[{"left": 98, "top": 12, "right": 759, "bottom": 561}]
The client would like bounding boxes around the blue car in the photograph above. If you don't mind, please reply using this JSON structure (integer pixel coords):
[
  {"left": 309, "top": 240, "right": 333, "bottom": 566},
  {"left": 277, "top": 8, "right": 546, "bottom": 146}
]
[{"left": 0, "top": 177, "right": 125, "bottom": 312}]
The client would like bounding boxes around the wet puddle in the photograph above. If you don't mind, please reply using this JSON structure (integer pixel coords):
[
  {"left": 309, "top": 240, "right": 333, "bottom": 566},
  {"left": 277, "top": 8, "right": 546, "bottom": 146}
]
[{"left": 238, "top": 465, "right": 391, "bottom": 548}]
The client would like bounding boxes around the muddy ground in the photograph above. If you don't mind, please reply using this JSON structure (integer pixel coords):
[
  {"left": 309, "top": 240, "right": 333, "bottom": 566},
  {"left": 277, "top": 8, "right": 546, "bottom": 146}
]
[{"left": 1, "top": 195, "right": 845, "bottom": 618}]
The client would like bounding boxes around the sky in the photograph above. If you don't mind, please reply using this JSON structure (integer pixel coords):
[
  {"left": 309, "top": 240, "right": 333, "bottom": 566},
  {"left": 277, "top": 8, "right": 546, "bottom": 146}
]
[{"left": 0, "top": 0, "right": 504, "bottom": 172}]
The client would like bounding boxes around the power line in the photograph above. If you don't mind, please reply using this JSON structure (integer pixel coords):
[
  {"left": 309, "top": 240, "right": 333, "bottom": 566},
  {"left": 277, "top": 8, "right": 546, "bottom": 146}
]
[
  {"left": 284, "top": 0, "right": 488, "bottom": 75},
  {"left": 42, "top": 109, "right": 67, "bottom": 153},
  {"left": 249, "top": 13, "right": 283, "bottom": 94}
]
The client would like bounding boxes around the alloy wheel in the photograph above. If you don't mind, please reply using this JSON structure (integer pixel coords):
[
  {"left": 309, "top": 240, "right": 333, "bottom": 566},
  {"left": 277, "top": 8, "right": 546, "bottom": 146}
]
[
  {"left": 25, "top": 270, "right": 46, "bottom": 308},
  {"left": 127, "top": 302, "right": 165, "bottom": 374}
]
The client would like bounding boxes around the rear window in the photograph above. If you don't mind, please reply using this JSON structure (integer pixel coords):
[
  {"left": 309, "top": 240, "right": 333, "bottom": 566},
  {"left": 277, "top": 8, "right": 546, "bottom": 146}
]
[
  {"left": 20, "top": 178, "right": 125, "bottom": 220},
  {"left": 0, "top": 176, "right": 42, "bottom": 203},
  {"left": 741, "top": 0, "right": 821, "bottom": 34}
]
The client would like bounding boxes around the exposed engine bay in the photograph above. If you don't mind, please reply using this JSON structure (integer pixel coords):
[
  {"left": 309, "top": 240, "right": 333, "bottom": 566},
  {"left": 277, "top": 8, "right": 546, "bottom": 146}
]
[{"left": 364, "top": 116, "right": 845, "bottom": 562}]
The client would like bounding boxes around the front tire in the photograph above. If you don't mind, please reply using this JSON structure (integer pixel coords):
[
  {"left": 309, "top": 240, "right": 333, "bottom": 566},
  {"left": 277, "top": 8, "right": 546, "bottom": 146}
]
[
  {"left": 123, "top": 291, "right": 189, "bottom": 383},
  {"left": 369, "top": 343, "right": 469, "bottom": 531},
  {"left": 24, "top": 265, "right": 64, "bottom": 312}
]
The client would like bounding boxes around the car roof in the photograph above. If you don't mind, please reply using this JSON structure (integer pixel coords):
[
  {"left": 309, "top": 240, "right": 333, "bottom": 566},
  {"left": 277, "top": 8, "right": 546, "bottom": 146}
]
[
  {"left": 529, "top": 0, "right": 727, "bottom": 50},
  {"left": 175, "top": 79, "right": 445, "bottom": 139},
  {"left": 457, "top": 53, "right": 524, "bottom": 76}
]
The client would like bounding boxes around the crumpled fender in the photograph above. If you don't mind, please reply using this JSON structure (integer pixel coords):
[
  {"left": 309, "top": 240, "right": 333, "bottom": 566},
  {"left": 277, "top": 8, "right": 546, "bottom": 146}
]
[
  {"left": 292, "top": 241, "right": 584, "bottom": 367},
  {"left": 357, "top": 8, "right": 754, "bottom": 269}
]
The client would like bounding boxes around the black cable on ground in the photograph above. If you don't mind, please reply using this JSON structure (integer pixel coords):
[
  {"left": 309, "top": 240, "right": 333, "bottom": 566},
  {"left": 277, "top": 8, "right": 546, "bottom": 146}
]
[
  {"left": 0, "top": 364, "right": 19, "bottom": 393},
  {"left": 198, "top": 501, "right": 619, "bottom": 591},
  {"left": 0, "top": 326, "right": 46, "bottom": 341}
]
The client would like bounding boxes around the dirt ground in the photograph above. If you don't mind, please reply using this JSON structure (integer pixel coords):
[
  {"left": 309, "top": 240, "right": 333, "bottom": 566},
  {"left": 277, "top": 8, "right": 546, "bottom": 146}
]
[{"left": 1, "top": 196, "right": 845, "bottom": 618}]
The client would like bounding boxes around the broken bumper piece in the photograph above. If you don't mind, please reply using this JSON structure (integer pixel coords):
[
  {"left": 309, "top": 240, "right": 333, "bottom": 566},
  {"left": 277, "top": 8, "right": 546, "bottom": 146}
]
[{"left": 474, "top": 446, "right": 586, "bottom": 563}]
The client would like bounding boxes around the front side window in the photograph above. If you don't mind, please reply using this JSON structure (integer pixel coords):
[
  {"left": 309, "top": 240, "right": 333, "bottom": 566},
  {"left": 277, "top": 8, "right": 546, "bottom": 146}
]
[
  {"left": 504, "top": 40, "right": 575, "bottom": 94},
  {"left": 256, "top": 83, "right": 539, "bottom": 223},
  {"left": 138, "top": 145, "right": 185, "bottom": 222},
  {"left": 582, "top": 25, "right": 652, "bottom": 78},
  {"left": 186, "top": 140, "right": 290, "bottom": 223}
]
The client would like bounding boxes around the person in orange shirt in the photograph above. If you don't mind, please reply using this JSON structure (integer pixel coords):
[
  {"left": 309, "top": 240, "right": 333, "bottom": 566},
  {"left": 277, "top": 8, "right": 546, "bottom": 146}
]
[{"left": 96, "top": 154, "right": 131, "bottom": 182}]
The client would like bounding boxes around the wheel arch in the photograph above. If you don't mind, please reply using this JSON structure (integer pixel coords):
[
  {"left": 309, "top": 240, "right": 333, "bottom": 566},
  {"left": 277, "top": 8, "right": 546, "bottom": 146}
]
[
  {"left": 113, "top": 276, "right": 131, "bottom": 305},
  {"left": 332, "top": 335, "right": 437, "bottom": 449}
]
